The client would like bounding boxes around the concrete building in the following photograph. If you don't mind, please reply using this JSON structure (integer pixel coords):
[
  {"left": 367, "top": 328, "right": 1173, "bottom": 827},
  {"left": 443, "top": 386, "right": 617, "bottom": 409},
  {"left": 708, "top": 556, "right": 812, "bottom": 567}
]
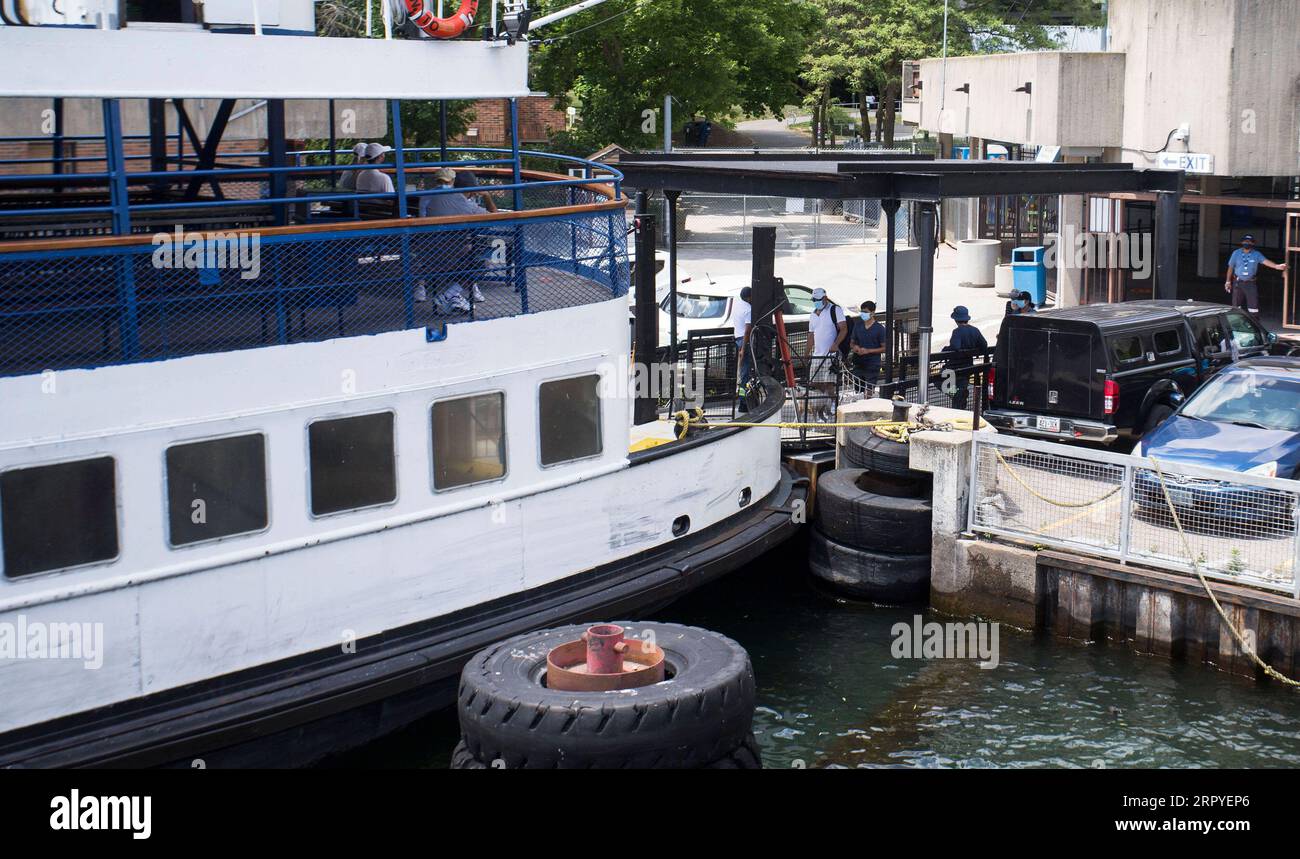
[{"left": 903, "top": 0, "right": 1300, "bottom": 331}]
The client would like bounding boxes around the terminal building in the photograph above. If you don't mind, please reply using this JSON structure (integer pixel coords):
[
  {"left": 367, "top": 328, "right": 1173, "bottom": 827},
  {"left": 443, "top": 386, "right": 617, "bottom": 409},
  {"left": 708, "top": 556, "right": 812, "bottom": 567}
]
[{"left": 902, "top": 0, "right": 1299, "bottom": 331}]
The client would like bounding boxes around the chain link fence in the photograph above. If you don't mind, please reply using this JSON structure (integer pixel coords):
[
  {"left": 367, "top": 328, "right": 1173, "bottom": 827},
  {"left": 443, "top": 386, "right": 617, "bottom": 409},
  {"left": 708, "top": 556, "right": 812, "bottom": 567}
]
[
  {"left": 638, "top": 193, "right": 912, "bottom": 248},
  {"left": 969, "top": 433, "right": 1300, "bottom": 596},
  {"left": 0, "top": 200, "right": 628, "bottom": 378}
]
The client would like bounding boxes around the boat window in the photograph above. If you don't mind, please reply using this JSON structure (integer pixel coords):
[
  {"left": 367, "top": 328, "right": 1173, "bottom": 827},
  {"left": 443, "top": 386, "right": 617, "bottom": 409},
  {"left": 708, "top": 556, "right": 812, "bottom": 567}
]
[
  {"left": 660, "top": 292, "right": 728, "bottom": 319},
  {"left": 308, "top": 413, "right": 397, "bottom": 515},
  {"left": 1, "top": 457, "right": 118, "bottom": 578},
  {"left": 1109, "top": 335, "right": 1144, "bottom": 364},
  {"left": 432, "top": 393, "right": 506, "bottom": 490},
  {"left": 539, "top": 375, "right": 603, "bottom": 467},
  {"left": 1152, "top": 328, "right": 1181, "bottom": 356},
  {"left": 166, "top": 434, "right": 268, "bottom": 547}
]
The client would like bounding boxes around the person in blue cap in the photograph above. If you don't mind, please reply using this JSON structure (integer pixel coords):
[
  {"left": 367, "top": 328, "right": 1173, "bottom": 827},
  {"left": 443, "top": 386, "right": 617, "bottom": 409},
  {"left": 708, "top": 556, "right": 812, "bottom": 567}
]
[
  {"left": 1225, "top": 234, "right": 1285, "bottom": 319},
  {"left": 943, "top": 306, "right": 988, "bottom": 411}
]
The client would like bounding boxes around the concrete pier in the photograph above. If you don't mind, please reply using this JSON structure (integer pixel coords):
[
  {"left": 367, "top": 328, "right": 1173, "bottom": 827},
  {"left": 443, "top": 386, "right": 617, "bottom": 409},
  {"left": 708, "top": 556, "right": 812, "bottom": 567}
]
[{"left": 833, "top": 398, "right": 1300, "bottom": 681}]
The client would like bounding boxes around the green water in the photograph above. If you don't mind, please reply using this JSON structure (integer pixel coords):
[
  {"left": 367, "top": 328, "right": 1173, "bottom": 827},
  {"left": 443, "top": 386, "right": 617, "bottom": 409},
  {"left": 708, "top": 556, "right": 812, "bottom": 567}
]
[{"left": 339, "top": 540, "right": 1300, "bottom": 769}]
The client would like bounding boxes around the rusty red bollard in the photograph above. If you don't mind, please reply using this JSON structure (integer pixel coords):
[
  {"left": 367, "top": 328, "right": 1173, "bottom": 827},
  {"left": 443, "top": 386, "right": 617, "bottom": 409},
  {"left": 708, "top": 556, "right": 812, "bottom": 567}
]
[{"left": 582, "top": 624, "right": 627, "bottom": 675}]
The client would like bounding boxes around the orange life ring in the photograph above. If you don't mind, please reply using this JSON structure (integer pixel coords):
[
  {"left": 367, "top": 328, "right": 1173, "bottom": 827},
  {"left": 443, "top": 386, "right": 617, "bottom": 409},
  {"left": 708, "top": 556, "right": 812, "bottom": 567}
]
[{"left": 403, "top": 0, "right": 478, "bottom": 39}]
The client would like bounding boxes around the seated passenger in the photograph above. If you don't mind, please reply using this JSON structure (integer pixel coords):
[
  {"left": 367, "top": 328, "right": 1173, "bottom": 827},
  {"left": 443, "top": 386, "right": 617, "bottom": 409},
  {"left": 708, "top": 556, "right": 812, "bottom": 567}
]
[
  {"left": 454, "top": 169, "right": 498, "bottom": 213},
  {"left": 355, "top": 143, "right": 395, "bottom": 195},
  {"left": 419, "top": 168, "right": 488, "bottom": 218},
  {"left": 338, "top": 141, "right": 369, "bottom": 191}
]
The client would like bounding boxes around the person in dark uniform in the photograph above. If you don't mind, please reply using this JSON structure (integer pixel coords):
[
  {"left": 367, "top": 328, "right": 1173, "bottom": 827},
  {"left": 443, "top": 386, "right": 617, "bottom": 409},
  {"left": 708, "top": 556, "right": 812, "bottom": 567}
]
[
  {"left": 848, "top": 300, "right": 886, "bottom": 390},
  {"left": 943, "top": 305, "right": 988, "bottom": 411}
]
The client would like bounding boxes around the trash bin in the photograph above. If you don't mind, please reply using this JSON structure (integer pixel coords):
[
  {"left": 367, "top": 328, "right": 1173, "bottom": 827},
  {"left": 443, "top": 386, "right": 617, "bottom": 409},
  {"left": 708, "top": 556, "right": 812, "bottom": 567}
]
[{"left": 1011, "top": 246, "right": 1047, "bottom": 306}]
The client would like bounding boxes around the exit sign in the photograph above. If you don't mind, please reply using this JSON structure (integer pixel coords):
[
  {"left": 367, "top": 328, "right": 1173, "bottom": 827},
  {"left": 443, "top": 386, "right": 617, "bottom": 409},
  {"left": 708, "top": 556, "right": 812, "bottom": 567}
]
[{"left": 1155, "top": 152, "right": 1216, "bottom": 174}]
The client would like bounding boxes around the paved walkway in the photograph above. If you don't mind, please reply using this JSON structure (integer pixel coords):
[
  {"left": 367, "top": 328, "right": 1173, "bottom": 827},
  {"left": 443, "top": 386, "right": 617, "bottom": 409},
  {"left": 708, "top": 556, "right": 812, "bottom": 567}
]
[{"left": 735, "top": 118, "right": 810, "bottom": 149}]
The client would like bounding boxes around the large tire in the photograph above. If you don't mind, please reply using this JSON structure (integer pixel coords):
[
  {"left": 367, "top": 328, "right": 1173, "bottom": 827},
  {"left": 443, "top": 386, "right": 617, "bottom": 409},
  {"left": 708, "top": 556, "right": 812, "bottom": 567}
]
[
  {"left": 842, "top": 428, "right": 913, "bottom": 477},
  {"left": 457, "top": 622, "right": 755, "bottom": 769},
  {"left": 808, "top": 528, "right": 930, "bottom": 604},
  {"left": 815, "top": 468, "right": 932, "bottom": 554}
]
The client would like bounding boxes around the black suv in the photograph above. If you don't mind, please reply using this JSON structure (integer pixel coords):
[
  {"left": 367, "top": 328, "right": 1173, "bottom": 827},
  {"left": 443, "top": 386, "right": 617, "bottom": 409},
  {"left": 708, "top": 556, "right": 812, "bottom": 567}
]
[{"left": 985, "top": 301, "right": 1274, "bottom": 445}]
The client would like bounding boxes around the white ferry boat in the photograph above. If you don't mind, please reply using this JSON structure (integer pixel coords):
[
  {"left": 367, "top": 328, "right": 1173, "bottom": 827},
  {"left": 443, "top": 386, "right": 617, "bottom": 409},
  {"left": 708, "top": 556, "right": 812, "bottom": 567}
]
[{"left": 0, "top": 1, "right": 802, "bottom": 766}]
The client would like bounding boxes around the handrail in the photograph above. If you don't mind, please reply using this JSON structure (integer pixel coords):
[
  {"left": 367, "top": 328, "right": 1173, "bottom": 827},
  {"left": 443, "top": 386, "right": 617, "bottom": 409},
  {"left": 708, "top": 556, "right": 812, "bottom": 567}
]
[
  {"left": 0, "top": 168, "right": 625, "bottom": 254},
  {"left": 0, "top": 149, "right": 624, "bottom": 229}
]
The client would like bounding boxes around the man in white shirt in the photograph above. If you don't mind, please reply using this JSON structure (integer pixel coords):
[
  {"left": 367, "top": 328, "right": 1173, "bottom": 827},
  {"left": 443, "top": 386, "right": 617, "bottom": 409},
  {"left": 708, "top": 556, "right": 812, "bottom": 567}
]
[
  {"left": 808, "top": 286, "right": 848, "bottom": 419},
  {"left": 355, "top": 143, "right": 394, "bottom": 194},
  {"left": 733, "top": 285, "right": 754, "bottom": 388}
]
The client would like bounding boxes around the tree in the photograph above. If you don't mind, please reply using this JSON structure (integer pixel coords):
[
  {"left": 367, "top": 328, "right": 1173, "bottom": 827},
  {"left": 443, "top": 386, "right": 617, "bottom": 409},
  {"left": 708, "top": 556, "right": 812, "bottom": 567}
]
[
  {"left": 806, "top": 0, "right": 1106, "bottom": 146},
  {"left": 530, "top": 0, "right": 822, "bottom": 154}
]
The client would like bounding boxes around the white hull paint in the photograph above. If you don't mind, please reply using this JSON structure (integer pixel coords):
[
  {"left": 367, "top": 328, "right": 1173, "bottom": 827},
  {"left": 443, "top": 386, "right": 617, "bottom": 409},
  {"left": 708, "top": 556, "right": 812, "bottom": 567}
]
[{"left": 0, "top": 297, "right": 781, "bottom": 734}]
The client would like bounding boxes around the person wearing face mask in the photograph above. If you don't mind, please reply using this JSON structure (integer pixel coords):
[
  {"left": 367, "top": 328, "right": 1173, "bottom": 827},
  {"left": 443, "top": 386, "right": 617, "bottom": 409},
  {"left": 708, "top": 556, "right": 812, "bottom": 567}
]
[
  {"left": 1005, "top": 289, "right": 1036, "bottom": 315},
  {"left": 848, "top": 300, "right": 886, "bottom": 390},
  {"left": 808, "top": 287, "right": 848, "bottom": 417},
  {"left": 1225, "top": 235, "right": 1285, "bottom": 319}
]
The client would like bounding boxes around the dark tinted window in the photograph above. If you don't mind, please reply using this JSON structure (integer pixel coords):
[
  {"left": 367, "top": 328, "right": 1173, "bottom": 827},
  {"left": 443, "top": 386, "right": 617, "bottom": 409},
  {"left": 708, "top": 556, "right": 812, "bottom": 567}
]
[
  {"left": 166, "top": 434, "right": 267, "bottom": 546},
  {"left": 432, "top": 393, "right": 506, "bottom": 490},
  {"left": 1190, "top": 315, "right": 1228, "bottom": 353},
  {"left": 1, "top": 457, "right": 118, "bottom": 577},
  {"left": 308, "top": 413, "right": 396, "bottom": 515},
  {"left": 539, "top": 375, "right": 603, "bottom": 466},
  {"left": 1110, "top": 335, "right": 1143, "bottom": 363},
  {"left": 1152, "top": 329, "right": 1181, "bottom": 355}
]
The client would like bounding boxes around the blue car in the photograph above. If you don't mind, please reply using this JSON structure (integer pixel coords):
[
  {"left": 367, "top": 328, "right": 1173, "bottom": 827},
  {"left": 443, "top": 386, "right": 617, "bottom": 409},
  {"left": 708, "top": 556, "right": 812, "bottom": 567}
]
[{"left": 1136, "top": 357, "right": 1300, "bottom": 528}]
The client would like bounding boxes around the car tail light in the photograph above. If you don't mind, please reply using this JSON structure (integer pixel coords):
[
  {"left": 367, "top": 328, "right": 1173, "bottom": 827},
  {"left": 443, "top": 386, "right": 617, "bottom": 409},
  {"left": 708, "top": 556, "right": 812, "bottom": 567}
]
[
  {"left": 986, "top": 367, "right": 996, "bottom": 404},
  {"left": 1103, "top": 379, "right": 1119, "bottom": 415}
]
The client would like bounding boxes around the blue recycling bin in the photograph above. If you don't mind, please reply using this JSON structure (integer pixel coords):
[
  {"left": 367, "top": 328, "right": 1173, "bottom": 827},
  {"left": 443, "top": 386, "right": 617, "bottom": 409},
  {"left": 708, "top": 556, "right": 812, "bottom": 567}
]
[{"left": 1011, "top": 246, "right": 1047, "bottom": 306}]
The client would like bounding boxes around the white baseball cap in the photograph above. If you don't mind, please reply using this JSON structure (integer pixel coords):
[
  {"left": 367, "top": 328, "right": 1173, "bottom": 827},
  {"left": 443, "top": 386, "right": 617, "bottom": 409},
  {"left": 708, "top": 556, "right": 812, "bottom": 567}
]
[
  {"left": 363, "top": 143, "right": 394, "bottom": 159},
  {"left": 351, "top": 142, "right": 368, "bottom": 158},
  {"left": 811, "top": 287, "right": 827, "bottom": 300}
]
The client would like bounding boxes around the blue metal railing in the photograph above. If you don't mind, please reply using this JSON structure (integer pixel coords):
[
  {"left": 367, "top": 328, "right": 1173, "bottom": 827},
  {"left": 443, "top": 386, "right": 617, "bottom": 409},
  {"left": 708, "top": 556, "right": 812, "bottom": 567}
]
[{"left": 0, "top": 201, "right": 629, "bottom": 378}]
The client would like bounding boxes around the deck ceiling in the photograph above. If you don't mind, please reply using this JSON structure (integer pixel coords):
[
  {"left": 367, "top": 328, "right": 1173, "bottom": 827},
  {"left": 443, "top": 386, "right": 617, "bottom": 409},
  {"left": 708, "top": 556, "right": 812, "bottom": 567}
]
[
  {"left": 0, "top": 27, "right": 530, "bottom": 101},
  {"left": 618, "top": 154, "right": 1186, "bottom": 201}
]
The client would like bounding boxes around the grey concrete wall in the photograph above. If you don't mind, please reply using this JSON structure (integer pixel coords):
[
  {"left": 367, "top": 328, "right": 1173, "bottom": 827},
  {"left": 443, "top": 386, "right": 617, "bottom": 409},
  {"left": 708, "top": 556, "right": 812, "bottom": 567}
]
[
  {"left": 915, "top": 51, "right": 1123, "bottom": 148},
  {"left": 0, "top": 97, "right": 389, "bottom": 141}
]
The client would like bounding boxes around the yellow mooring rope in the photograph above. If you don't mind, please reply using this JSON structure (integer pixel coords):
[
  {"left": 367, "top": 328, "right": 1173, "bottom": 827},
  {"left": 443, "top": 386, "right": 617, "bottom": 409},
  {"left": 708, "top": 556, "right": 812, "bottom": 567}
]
[
  {"left": 993, "top": 448, "right": 1125, "bottom": 509},
  {"left": 670, "top": 409, "right": 984, "bottom": 440},
  {"left": 1147, "top": 456, "right": 1300, "bottom": 689}
]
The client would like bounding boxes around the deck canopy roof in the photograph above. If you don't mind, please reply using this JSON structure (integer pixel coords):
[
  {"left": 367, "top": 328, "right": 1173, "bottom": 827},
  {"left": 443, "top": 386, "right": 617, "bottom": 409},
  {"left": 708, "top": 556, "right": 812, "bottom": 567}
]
[{"left": 618, "top": 153, "right": 1185, "bottom": 201}]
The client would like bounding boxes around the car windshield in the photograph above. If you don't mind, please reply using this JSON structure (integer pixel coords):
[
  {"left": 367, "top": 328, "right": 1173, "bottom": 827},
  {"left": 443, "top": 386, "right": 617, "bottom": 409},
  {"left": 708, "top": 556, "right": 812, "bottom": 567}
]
[
  {"left": 1180, "top": 372, "right": 1300, "bottom": 432},
  {"left": 662, "top": 293, "right": 728, "bottom": 319}
]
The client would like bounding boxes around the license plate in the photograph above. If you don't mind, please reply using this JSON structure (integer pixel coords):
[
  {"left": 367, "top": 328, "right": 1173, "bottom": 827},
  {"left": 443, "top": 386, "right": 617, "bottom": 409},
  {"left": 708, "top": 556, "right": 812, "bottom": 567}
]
[{"left": 1036, "top": 416, "right": 1061, "bottom": 433}]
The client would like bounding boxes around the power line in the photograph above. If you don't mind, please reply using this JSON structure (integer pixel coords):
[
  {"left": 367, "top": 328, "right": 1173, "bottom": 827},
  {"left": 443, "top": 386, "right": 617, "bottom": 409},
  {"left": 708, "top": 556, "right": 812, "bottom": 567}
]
[{"left": 536, "top": 2, "right": 639, "bottom": 46}]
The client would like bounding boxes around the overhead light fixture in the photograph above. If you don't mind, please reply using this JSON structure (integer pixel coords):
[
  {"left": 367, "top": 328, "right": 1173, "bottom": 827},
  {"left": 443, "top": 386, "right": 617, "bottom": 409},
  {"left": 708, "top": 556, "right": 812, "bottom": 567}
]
[{"left": 1014, "top": 82, "right": 1033, "bottom": 94}]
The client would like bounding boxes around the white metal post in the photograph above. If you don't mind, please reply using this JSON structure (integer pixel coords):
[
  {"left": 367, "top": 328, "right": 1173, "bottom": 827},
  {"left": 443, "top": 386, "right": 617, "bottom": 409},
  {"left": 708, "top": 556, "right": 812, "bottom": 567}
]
[{"left": 1118, "top": 463, "right": 1133, "bottom": 563}]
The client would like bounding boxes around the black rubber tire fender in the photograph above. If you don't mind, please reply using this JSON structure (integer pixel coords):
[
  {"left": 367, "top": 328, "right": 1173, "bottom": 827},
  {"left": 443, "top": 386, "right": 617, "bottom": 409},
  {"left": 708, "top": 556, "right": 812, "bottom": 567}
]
[
  {"left": 815, "top": 468, "right": 933, "bottom": 554},
  {"left": 842, "top": 428, "right": 913, "bottom": 477},
  {"left": 450, "top": 740, "right": 487, "bottom": 769},
  {"left": 457, "top": 622, "right": 756, "bottom": 769},
  {"left": 808, "top": 528, "right": 930, "bottom": 604}
]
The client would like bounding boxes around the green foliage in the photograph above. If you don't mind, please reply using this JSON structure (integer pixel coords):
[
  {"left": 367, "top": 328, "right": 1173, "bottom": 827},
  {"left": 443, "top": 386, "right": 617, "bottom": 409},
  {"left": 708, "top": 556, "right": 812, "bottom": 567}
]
[{"left": 530, "top": 0, "right": 820, "bottom": 152}]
